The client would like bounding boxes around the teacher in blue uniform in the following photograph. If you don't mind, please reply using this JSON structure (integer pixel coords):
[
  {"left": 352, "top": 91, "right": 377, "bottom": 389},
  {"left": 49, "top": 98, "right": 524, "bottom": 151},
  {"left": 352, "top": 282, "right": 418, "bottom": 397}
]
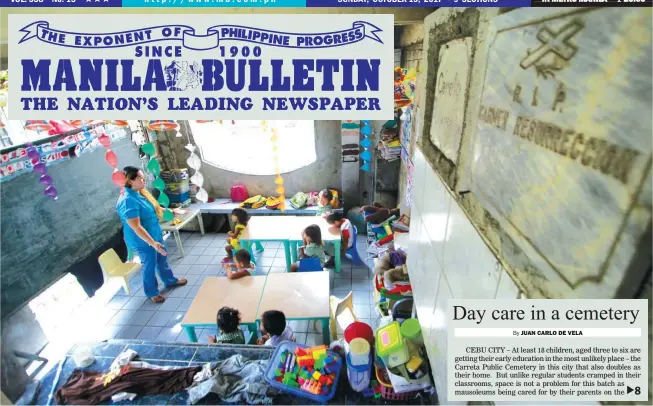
[{"left": 116, "top": 166, "right": 187, "bottom": 303}]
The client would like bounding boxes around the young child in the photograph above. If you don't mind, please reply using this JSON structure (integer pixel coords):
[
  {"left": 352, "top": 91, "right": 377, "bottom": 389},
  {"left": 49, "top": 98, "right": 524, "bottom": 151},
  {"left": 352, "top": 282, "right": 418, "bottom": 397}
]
[
  {"left": 257, "top": 310, "right": 295, "bottom": 346},
  {"left": 316, "top": 189, "right": 333, "bottom": 217},
  {"left": 208, "top": 306, "right": 246, "bottom": 344},
  {"left": 223, "top": 208, "right": 249, "bottom": 263},
  {"left": 290, "top": 224, "right": 326, "bottom": 272},
  {"left": 324, "top": 211, "right": 353, "bottom": 268},
  {"left": 222, "top": 249, "right": 255, "bottom": 279}
]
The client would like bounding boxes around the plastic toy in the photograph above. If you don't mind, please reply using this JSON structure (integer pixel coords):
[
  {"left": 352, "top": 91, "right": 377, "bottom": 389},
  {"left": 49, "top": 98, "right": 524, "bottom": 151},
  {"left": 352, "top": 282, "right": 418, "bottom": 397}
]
[
  {"left": 301, "top": 380, "right": 322, "bottom": 395},
  {"left": 314, "top": 355, "right": 326, "bottom": 370},
  {"left": 312, "top": 347, "right": 327, "bottom": 359},
  {"left": 297, "top": 355, "right": 315, "bottom": 367},
  {"left": 266, "top": 342, "right": 343, "bottom": 402},
  {"left": 306, "top": 345, "right": 327, "bottom": 354},
  {"left": 283, "top": 373, "right": 299, "bottom": 387}
]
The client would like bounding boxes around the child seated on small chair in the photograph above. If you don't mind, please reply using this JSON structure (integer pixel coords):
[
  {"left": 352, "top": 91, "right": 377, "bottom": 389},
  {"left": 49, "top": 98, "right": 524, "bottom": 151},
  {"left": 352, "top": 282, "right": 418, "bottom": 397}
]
[
  {"left": 323, "top": 211, "right": 353, "bottom": 268},
  {"left": 257, "top": 310, "right": 295, "bottom": 346},
  {"left": 223, "top": 208, "right": 249, "bottom": 263},
  {"left": 208, "top": 306, "right": 246, "bottom": 344},
  {"left": 222, "top": 249, "right": 255, "bottom": 279},
  {"left": 290, "top": 224, "right": 326, "bottom": 272}
]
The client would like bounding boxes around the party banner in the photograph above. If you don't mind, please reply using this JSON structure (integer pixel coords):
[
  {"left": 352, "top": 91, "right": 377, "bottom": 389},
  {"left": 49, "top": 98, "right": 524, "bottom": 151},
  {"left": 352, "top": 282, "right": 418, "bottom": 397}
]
[{"left": 9, "top": 15, "right": 394, "bottom": 120}]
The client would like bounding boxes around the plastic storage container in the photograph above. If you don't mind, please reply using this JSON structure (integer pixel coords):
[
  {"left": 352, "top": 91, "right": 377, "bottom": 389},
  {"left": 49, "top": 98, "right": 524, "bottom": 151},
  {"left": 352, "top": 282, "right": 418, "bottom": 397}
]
[
  {"left": 344, "top": 321, "right": 374, "bottom": 345},
  {"left": 349, "top": 338, "right": 370, "bottom": 366},
  {"left": 264, "top": 341, "right": 343, "bottom": 403},
  {"left": 376, "top": 321, "right": 410, "bottom": 368},
  {"left": 400, "top": 318, "right": 424, "bottom": 347},
  {"left": 346, "top": 352, "right": 372, "bottom": 392}
]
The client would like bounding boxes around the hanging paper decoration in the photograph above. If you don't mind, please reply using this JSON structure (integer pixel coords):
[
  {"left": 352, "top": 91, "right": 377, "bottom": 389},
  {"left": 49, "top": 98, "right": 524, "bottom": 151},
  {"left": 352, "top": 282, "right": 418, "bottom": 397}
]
[
  {"left": 97, "top": 131, "right": 125, "bottom": 187},
  {"left": 360, "top": 120, "right": 372, "bottom": 172},
  {"left": 147, "top": 120, "right": 179, "bottom": 132},
  {"left": 105, "top": 120, "right": 130, "bottom": 127},
  {"left": 26, "top": 142, "right": 57, "bottom": 200},
  {"left": 141, "top": 142, "right": 174, "bottom": 221},
  {"left": 25, "top": 120, "right": 54, "bottom": 132},
  {"left": 70, "top": 120, "right": 95, "bottom": 128},
  {"left": 264, "top": 120, "right": 285, "bottom": 211},
  {"left": 185, "top": 144, "right": 208, "bottom": 204}
]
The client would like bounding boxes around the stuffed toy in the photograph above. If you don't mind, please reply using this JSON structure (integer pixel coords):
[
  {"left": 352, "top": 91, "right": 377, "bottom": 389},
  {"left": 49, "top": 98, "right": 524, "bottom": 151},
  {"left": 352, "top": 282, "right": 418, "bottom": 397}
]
[
  {"left": 383, "top": 265, "right": 407, "bottom": 289},
  {"left": 374, "top": 249, "right": 406, "bottom": 276},
  {"left": 362, "top": 202, "right": 401, "bottom": 224}
]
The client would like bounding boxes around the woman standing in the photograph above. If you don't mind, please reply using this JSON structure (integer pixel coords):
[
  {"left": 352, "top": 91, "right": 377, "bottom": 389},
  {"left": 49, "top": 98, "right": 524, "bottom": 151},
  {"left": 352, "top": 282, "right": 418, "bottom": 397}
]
[{"left": 116, "top": 166, "right": 187, "bottom": 303}]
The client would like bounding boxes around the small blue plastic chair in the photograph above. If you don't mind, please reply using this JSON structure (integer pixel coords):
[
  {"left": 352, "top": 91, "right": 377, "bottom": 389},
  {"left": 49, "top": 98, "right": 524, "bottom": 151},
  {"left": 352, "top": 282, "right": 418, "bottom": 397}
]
[
  {"left": 346, "top": 226, "right": 364, "bottom": 266},
  {"left": 298, "top": 257, "right": 324, "bottom": 272}
]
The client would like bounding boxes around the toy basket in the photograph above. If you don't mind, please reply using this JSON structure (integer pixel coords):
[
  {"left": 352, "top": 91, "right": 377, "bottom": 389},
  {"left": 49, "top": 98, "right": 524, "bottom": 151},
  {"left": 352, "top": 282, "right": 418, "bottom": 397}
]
[{"left": 374, "top": 362, "right": 420, "bottom": 400}]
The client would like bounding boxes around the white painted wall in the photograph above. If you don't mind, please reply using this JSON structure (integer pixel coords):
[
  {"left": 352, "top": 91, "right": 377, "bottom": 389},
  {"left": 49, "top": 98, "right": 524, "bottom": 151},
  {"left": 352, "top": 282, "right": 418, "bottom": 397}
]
[{"left": 408, "top": 147, "right": 521, "bottom": 399}]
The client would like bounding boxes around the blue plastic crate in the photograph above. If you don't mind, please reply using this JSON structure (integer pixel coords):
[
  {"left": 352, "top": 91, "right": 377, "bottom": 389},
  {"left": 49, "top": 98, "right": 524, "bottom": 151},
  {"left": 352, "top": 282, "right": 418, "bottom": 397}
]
[{"left": 264, "top": 341, "right": 343, "bottom": 403}]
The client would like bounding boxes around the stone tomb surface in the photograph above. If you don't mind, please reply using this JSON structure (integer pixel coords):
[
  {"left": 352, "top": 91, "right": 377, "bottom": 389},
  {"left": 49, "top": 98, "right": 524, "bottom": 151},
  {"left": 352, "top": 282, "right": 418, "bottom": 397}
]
[
  {"left": 469, "top": 8, "right": 652, "bottom": 298},
  {"left": 429, "top": 37, "right": 473, "bottom": 164}
]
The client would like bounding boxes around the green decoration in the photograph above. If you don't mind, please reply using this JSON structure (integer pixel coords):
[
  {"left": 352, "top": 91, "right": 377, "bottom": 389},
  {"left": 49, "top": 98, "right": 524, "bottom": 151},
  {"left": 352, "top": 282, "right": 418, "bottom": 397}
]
[
  {"left": 147, "top": 158, "right": 161, "bottom": 176},
  {"left": 142, "top": 142, "right": 156, "bottom": 156},
  {"left": 162, "top": 209, "right": 174, "bottom": 222},
  {"left": 153, "top": 177, "right": 165, "bottom": 190},
  {"left": 158, "top": 193, "right": 170, "bottom": 208}
]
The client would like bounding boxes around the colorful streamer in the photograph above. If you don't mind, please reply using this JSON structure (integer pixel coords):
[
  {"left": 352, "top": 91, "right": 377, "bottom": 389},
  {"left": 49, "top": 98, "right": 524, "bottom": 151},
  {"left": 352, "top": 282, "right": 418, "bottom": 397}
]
[
  {"left": 141, "top": 142, "right": 174, "bottom": 221},
  {"left": 264, "top": 120, "right": 285, "bottom": 211},
  {"left": 360, "top": 120, "right": 372, "bottom": 172}
]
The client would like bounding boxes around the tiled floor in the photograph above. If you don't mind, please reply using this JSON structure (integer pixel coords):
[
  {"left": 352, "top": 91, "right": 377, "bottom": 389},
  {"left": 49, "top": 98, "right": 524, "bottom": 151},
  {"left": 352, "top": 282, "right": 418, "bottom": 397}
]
[{"left": 97, "top": 231, "right": 379, "bottom": 346}]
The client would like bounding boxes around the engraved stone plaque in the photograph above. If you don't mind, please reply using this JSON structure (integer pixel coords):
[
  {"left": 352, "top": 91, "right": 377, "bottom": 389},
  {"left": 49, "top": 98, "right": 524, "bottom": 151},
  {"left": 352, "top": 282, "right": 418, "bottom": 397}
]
[
  {"left": 469, "top": 8, "right": 652, "bottom": 297},
  {"left": 429, "top": 38, "right": 472, "bottom": 163}
]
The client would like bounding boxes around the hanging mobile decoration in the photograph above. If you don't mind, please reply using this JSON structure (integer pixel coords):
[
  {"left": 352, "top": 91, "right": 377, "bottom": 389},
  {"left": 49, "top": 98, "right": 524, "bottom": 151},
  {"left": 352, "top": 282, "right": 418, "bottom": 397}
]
[
  {"left": 97, "top": 131, "right": 126, "bottom": 187},
  {"left": 24, "top": 121, "right": 57, "bottom": 198},
  {"left": 26, "top": 142, "right": 57, "bottom": 200},
  {"left": 141, "top": 142, "right": 175, "bottom": 222},
  {"left": 147, "top": 120, "right": 179, "bottom": 132},
  {"left": 185, "top": 144, "right": 208, "bottom": 204},
  {"left": 25, "top": 120, "right": 54, "bottom": 132},
  {"left": 70, "top": 120, "right": 95, "bottom": 128},
  {"left": 104, "top": 120, "right": 130, "bottom": 128},
  {"left": 360, "top": 120, "right": 372, "bottom": 172},
  {"left": 265, "top": 120, "right": 285, "bottom": 211}
]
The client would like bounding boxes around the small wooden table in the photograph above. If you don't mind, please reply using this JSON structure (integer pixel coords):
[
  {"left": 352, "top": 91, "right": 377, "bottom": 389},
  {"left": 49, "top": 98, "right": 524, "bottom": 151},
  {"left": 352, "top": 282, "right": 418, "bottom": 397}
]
[
  {"left": 161, "top": 208, "right": 205, "bottom": 256},
  {"left": 257, "top": 272, "right": 331, "bottom": 344},
  {"left": 288, "top": 217, "right": 342, "bottom": 273},
  {"left": 181, "top": 276, "right": 266, "bottom": 342},
  {"left": 240, "top": 216, "right": 294, "bottom": 272}
]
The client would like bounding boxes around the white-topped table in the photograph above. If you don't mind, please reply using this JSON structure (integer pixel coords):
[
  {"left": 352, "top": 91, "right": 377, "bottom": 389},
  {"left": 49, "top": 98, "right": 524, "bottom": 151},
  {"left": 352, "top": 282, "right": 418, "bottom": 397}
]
[
  {"left": 181, "top": 276, "right": 266, "bottom": 342},
  {"left": 256, "top": 272, "right": 331, "bottom": 344},
  {"left": 160, "top": 208, "right": 205, "bottom": 256}
]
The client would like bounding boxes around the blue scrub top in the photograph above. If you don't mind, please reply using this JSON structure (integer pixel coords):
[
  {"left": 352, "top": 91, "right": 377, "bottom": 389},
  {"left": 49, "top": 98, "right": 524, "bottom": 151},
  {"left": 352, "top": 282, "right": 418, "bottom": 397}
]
[{"left": 116, "top": 187, "right": 163, "bottom": 250}]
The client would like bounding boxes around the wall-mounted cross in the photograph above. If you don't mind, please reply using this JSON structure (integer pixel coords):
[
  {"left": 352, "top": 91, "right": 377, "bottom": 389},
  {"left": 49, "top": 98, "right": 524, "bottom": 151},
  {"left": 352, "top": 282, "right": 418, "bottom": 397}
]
[{"left": 520, "top": 20, "right": 584, "bottom": 70}]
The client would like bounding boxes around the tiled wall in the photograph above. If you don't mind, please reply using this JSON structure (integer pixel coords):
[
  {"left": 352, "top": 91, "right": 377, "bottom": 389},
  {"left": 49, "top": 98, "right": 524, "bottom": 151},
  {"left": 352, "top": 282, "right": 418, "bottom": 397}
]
[{"left": 407, "top": 147, "right": 520, "bottom": 398}]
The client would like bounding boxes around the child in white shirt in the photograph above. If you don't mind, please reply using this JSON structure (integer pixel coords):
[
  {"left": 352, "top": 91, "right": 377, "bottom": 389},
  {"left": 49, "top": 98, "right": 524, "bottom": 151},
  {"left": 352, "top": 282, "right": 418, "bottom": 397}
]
[{"left": 257, "top": 310, "right": 295, "bottom": 346}]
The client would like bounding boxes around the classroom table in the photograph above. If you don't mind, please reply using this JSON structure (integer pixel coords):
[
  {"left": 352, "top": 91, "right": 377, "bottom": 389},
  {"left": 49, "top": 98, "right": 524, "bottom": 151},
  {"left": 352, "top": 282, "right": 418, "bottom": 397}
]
[
  {"left": 239, "top": 216, "right": 294, "bottom": 272},
  {"left": 181, "top": 276, "right": 266, "bottom": 342},
  {"left": 288, "top": 217, "right": 342, "bottom": 273},
  {"left": 256, "top": 272, "right": 331, "bottom": 345},
  {"left": 161, "top": 208, "right": 205, "bottom": 257}
]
